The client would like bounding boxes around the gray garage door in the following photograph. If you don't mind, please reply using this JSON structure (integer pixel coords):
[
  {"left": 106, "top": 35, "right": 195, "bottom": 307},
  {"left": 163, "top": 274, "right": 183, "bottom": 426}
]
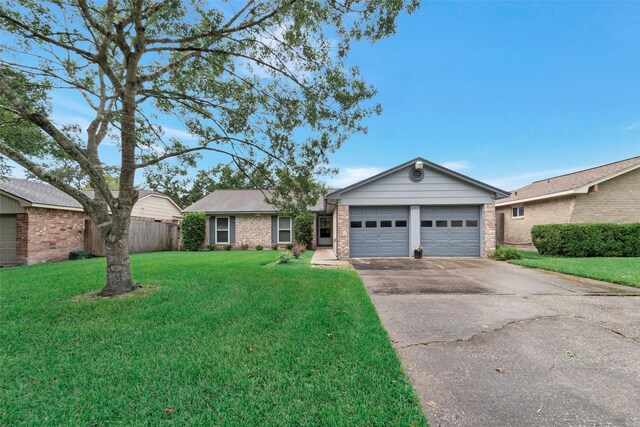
[
  {"left": 0, "top": 215, "right": 17, "bottom": 266},
  {"left": 420, "top": 206, "right": 480, "bottom": 256},
  {"left": 350, "top": 206, "right": 409, "bottom": 257}
]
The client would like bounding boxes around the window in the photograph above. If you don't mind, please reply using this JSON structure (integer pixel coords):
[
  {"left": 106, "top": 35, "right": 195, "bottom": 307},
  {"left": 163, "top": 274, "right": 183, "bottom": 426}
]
[
  {"left": 365, "top": 221, "right": 377, "bottom": 228},
  {"left": 395, "top": 220, "right": 407, "bottom": 227},
  {"left": 380, "top": 220, "right": 392, "bottom": 228},
  {"left": 278, "top": 216, "right": 292, "bottom": 243},
  {"left": 451, "top": 220, "right": 463, "bottom": 227},
  {"left": 421, "top": 220, "right": 433, "bottom": 227},
  {"left": 512, "top": 207, "right": 525, "bottom": 218},
  {"left": 409, "top": 168, "right": 424, "bottom": 183},
  {"left": 216, "top": 217, "right": 230, "bottom": 243},
  {"left": 350, "top": 221, "right": 362, "bottom": 228},
  {"left": 436, "top": 220, "right": 447, "bottom": 228},
  {"left": 466, "top": 220, "right": 478, "bottom": 227}
]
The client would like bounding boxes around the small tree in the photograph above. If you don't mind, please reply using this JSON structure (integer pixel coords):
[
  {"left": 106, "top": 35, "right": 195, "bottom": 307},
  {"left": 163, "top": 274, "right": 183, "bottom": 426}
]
[
  {"left": 181, "top": 212, "right": 206, "bottom": 251},
  {"left": 294, "top": 212, "right": 315, "bottom": 248}
]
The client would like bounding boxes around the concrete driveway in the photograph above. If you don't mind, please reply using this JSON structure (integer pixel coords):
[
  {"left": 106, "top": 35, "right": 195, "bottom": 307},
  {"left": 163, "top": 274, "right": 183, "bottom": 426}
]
[{"left": 352, "top": 258, "right": 640, "bottom": 426}]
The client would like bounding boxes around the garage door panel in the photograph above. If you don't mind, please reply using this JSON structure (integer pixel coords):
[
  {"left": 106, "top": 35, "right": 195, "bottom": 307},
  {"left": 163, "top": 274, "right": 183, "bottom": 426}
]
[
  {"left": 350, "top": 206, "right": 408, "bottom": 257},
  {"left": 420, "top": 206, "right": 480, "bottom": 257}
]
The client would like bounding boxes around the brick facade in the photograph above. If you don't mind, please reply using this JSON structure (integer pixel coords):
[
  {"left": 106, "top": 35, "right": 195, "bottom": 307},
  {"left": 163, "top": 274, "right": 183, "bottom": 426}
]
[
  {"left": 497, "top": 168, "right": 640, "bottom": 249},
  {"left": 20, "top": 207, "right": 88, "bottom": 265},
  {"left": 482, "top": 203, "right": 496, "bottom": 257},
  {"left": 335, "top": 201, "right": 350, "bottom": 260},
  {"left": 205, "top": 213, "right": 317, "bottom": 249}
]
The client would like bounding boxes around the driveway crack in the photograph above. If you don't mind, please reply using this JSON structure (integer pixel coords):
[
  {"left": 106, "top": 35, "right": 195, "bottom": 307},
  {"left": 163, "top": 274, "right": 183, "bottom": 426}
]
[{"left": 398, "top": 315, "right": 566, "bottom": 349}]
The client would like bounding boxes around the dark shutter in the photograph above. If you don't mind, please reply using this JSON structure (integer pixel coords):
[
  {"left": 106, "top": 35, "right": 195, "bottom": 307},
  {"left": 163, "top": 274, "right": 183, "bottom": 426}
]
[
  {"left": 209, "top": 216, "right": 216, "bottom": 244},
  {"left": 271, "top": 216, "right": 277, "bottom": 244},
  {"left": 230, "top": 216, "right": 236, "bottom": 244}
]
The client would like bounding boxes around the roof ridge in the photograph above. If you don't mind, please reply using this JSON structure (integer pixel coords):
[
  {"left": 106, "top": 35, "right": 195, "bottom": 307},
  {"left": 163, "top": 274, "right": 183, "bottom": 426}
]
[{"left": 530, "top": 155, "right": 640, "bottom": 184}]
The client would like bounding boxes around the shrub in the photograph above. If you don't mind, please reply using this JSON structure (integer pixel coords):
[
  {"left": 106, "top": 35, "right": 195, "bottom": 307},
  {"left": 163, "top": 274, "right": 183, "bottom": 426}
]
[
  {"left": 531, "top": 223, "right": 640, "bottom": 257},
  {"left": 277, "top": 251, "right": 292, "bottom": 264},
  {"left": 294, "top": 212, "right": 315, "bottom": 248},
  {"left": 292, "top": 243, "right": 307, "bottom": 258},
  {"left": 207, "top": 244, "right": 216, "bottom": 251},
  {"left": 181, "top": 211, "right": 206, "bottom": 251},
  {"left": 491, "top": 246, "right": 521, "bottom": 261},
  {"left": 256, "top": 245, "right": 264, "bottom": 251},
  {"left": 286, "top": 243, "right": 294, "bottom": 250},
  {"left": 240, "top": 242, "right": 249, "bottom": 250},
  {"left": 271, "top": 243, "right": 279, "bottom": 250},
  {"left": 223, "top": 244, "right": 233, "bottom": 251}
]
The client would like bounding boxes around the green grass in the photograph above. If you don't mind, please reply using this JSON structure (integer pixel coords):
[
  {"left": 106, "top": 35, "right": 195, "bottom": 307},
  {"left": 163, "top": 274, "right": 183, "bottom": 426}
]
[
  {"left": 0, "top": 251, "right": 426, "bottom": 426},
  {"left": 510, "top": 251, "right": 640, "bottom": 288}
]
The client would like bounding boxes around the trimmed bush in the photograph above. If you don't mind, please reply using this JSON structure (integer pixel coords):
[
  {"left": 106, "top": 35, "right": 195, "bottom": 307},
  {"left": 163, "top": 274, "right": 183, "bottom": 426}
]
[
  {"left": 240, "top": 242, "right": 249, "bottom": 250},
  {"left": 271, "top": 243, "right": 279, "bottom": 250},
  {"left": 277, "top": 251, "right": 292, "bottom": 264},
  {"left": 491, "top": 246, "right": 521, "bottom": 261},
  {"left": 207, "top": 244, "right": 216, "bottom": 251},
  {"left": 531, "top": 223, "right": 640, "bottom": 257},
  {"left": 294, "top": 212, "right": 315, "bottom": 248},
  {"left": 181, "top": 211, "right": 206, "bottom": 251},
  {"left": 256, "top": 245, "right": 264, "bottom": 251},
  {"left": 223, "top": 244, "right": 233, "bottom": 251},
  {"left": 286, "top": 243, "right": 294, "bottom": 250}
]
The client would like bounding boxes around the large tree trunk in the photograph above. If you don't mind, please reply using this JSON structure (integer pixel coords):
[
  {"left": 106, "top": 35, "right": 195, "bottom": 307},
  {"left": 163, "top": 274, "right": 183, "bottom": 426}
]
[{"left": 97, "top": 212, "right": 138, "bottom": 296}]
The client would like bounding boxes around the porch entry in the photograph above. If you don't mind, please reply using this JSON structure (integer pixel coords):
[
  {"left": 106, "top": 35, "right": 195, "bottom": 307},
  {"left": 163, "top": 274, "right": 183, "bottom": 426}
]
[{"left": 318, "top": 215, "right": 332, "bottom": 246}]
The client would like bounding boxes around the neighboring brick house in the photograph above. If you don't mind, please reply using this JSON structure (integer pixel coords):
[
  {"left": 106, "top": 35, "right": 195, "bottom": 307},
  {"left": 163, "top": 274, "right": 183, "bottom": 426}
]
[
  {"left": 185, "top": 158, "right": 509, "bottom": 259},
  {"left": 495, "top": 156, "right": 640, "bottom": 250},
  {"left": 0, "top": 179, "right": 182, "bottom": 266}
]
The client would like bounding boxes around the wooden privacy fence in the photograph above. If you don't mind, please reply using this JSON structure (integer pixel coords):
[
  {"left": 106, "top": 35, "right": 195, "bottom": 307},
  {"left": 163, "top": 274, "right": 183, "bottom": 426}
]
[{"left": 85, "top": 219, "right": 179, "bottom": 256}]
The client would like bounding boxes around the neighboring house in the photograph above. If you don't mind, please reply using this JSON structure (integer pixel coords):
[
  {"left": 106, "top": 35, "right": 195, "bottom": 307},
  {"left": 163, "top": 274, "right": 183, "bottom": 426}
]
[
  {"left": 184, "top": 158, "right": 509, "bottom": 259},
  {"left": 495, "top": 156, "right": 640, "bottom": 250},
  {"left": 0, "top": 178, "right": 182, "bottom": 266}
]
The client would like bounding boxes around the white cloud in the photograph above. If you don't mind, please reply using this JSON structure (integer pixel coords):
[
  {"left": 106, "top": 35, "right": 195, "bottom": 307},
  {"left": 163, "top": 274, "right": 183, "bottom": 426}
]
[
  {"left": 485, "top": 166, "right": 584, "bottom": 191},
  {"left": 441, "top": 160, "right": 472, "bottom": 171},
  {"left": 626, "top": 119, "right": 640, "bottom": 131},
  {"left": 162, "top": 125, "right": 197, "bottom": 141},
  {"left": 327, "top": 166, "right": 385, "bottom": 188}
]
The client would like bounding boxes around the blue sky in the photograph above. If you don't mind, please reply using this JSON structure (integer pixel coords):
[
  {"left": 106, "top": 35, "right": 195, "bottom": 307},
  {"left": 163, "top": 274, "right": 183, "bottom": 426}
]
[
  {"left": 8, "top": 1, "right": 639, "bottom": 191},
  {"left": 327, "top": 1, "right": 640, "bottom": 189}
]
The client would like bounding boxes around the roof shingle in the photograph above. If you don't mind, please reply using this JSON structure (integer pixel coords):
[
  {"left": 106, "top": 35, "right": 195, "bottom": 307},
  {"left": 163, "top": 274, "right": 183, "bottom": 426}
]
[
  {"left": 499, "top": 156, "right": 640, "bottom": 204},
  {"left": 182, "top": 189, "right": 331, "bottom": 213}
]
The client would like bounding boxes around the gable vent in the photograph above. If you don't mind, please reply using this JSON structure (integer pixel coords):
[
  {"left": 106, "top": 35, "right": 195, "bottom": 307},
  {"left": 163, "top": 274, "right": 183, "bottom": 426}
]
[{"left": 409, "top": 168, "right": 425, "bottom": 183}]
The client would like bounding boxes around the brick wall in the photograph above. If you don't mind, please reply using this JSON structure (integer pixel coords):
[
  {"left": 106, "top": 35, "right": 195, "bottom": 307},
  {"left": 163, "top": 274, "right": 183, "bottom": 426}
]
[
  {"left": 571, "top": 168, "right": 640, "bottom": 223},
  {"left": 482, "top": 203, "right": 496, "bottom": 257},
  {"left": 496, "top": 196, "right": 575, "bottom": 246},
  {"left": 336, "top": 202, "right": 350, "bottom": 259},
  {"left": 15, "top": 213, "right": 28, "bottom": 264},
  {"left": 24, "top": 207, "right": 87, "bottom": 264},
  {"left": 234, "top": 214, "right": 273, "bottom": 248}
]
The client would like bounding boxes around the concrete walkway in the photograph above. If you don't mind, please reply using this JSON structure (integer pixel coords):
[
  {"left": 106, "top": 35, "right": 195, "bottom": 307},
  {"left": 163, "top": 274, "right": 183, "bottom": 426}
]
[
  {"left": 353, "top": 258, "right": 640, "bottom": 426},
  {"left": 310, "top": 248, "right": 351, "bottom": 268}
]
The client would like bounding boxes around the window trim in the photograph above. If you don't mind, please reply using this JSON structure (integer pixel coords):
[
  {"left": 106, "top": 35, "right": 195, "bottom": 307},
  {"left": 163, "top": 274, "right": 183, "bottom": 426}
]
[
  {"left": 277, "top": 216, "right": 292, "bottom": 243},
  {"left": 512, "top": 206, "right": 525, "bottom": 218},
  {"left": 215, "top": 216, "right": 230, "bottom": 244}
]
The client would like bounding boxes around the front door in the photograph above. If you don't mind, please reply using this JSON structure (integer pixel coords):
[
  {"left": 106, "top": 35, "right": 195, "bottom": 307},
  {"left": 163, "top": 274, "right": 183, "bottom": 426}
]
[{"left": 318, "top": 216, "right": 332, "bottom": 246}]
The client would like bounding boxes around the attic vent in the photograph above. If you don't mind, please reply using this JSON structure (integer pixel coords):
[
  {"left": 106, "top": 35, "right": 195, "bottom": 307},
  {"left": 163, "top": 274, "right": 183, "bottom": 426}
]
[{"left": 409, "top": 168, "right": 424, "bottom": 183}]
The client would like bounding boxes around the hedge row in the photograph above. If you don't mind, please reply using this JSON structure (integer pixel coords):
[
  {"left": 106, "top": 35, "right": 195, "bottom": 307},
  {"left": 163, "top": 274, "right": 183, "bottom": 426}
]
[{"left": 531, "top": 223, "right": 640, "bottom": 257}]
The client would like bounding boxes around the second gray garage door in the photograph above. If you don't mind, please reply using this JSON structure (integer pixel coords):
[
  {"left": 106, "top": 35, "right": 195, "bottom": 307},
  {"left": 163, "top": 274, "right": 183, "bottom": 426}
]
[
  {"left": 350, "top": 206, "right": 409, "bottom": 257},
  {"left": 420, "top": 206, "right": 481, "bottom": 256}
]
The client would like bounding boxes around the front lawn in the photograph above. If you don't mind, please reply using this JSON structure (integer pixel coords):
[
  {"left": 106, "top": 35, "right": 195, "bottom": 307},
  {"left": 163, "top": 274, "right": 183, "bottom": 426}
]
[
  {"left": 510, "top": 251, "right": 640, "bottom": 288},
  {"left": 0, "top": 251, "right": 426, "bottom": 426}
]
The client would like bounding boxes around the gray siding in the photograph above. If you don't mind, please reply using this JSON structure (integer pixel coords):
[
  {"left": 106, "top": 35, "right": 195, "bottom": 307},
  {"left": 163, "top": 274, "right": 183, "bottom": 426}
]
[
  {"left": 339, "top": 165, "right": 495, "bottom": 206},
  {"left": 0, "top": 193, "right": 25, "bottom": 214}
]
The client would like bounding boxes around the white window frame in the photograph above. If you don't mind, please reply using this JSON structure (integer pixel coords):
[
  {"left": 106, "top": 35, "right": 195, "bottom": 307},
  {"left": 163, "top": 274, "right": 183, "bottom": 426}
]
[
  {"left": 215, "top": 216, "right": 230, "bottom": 244},
  {"left": 512, "top": 206, "right": 525, "bottom": 218},
  {"left": 277, "top": 216, "right": 292, "bottom": 243}
]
